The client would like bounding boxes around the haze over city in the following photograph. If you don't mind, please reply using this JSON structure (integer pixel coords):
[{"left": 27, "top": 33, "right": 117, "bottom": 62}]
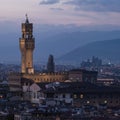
[{"left": 0, "top": 0, "right": 120, "bottom": 63}]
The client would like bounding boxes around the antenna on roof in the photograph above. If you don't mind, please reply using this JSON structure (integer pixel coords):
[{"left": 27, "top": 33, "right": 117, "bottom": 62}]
[{"left": 25, "top": 14, "right": 29, "bottom": 23}]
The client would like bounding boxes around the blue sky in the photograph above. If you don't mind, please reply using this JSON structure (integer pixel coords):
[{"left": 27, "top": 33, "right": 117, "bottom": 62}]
[{"left": 0, "top": 0, "right": 120, "bottom": 27}]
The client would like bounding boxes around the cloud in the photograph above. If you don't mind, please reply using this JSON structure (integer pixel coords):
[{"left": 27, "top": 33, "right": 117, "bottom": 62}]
[
  {"left": 50, "top": 8, "right": 64, "bottom": 11},
  {"left": 40, "top": 0, "right": 60, "bottom": 5},
  {"left": 64, "top": 0, "right": 120, "bottom": 12}
]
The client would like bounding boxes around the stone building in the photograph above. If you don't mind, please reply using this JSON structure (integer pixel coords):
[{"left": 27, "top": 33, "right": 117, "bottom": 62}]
[
  {"left": 43, "top": 82, "right": 120, "bottom": 107},
  {"left": 19, "top": 15, "right": 68, "bottom": 83},
  {"left": 8, "top": 16, "right": 68, "bottom": 97},
  {"left": 69, "top": 69, "right": 98, "bottom": 83}
]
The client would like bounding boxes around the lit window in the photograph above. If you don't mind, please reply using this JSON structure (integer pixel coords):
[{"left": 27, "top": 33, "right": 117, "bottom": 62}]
[
  {"left": 87, "top": 101, "right": 90, "bottom": 104},
  {"left": 0, "top": 95, "right": 3, "bottom": 98},
  {"left": 104, "top": 100, "right": 107, "bottom": 104},
  {"left": 80, "top": 94, "right": 83, "bottom": 99}
]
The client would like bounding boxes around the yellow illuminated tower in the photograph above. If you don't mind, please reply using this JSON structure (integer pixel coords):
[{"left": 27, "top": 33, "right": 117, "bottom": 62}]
[{"left": 19, "top": 15, "right": 35, "bottom": 74}]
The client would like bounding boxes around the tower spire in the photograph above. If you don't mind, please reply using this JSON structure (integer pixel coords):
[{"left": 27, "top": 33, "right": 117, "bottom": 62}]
[{"left": 25, "top": 14, "right": 29, "bottom": 23}]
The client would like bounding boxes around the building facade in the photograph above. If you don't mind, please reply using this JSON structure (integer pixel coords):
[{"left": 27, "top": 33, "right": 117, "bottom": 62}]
[
  {"left": 69, "top": 69, "right": 98, "bottom": 83},
  {"left": 43, "top": 82, "right": 120, "bottom": 107}
]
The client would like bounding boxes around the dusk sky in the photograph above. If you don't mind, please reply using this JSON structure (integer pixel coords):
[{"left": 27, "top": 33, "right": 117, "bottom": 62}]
[
  {"left": 0, "top": 0, "right": 120, "bottom": 27},
  {"left": 0, "top": 0, "right": 120, "bottom": 63}
]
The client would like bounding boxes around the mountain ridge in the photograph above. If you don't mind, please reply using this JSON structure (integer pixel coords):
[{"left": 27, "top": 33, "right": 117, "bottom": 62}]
[{"left": 58, "top": 39, "right": 120, "bottom": 64}]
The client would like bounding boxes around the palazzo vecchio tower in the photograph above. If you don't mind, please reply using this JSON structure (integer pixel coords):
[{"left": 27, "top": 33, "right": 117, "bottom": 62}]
[
  {"left": 8, "top": 16, "right": 68, "bottom": 93},
  {"left": 19, "top": 15, "right": 35, "bottom": 74}
]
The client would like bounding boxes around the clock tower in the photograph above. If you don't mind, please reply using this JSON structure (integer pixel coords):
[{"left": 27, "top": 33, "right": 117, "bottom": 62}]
[{"left": 19, "top": 15, "right": 35, "bottom": 74}]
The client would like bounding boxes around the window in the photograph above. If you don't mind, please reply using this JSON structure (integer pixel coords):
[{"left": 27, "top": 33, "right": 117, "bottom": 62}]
[
  {"left": 80, "top": 94, "right": 83, "bottom": 99},
  {"left": 104, "top": 100, "right": 107, "bottom": 104},
  {"left": 74, "top": 94, "right": 77, "bottom": 99},
  {"left": 87, "top": 101, "right": 90, "bottom": 104}
]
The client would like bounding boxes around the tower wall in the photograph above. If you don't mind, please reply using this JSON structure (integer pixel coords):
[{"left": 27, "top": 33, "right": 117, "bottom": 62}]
[
  {"left": 19, "top": 16, "right": 35, "bottom": 74},
  {"left": 19, "top": 39, "right": 26, "bottom": 73}
]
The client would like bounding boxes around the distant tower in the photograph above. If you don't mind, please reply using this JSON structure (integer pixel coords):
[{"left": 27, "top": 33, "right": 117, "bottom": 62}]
[
  {"left": 19, "top": 15, "right": 35, "bottom": 74},
  {"left": 47, "top": 55, "right": 55, "bottom": 73}
]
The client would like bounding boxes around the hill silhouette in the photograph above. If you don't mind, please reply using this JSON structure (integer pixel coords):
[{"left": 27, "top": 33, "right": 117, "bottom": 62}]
[{"left": 58, "top": 39, "right": 120, "bottom": 63}]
